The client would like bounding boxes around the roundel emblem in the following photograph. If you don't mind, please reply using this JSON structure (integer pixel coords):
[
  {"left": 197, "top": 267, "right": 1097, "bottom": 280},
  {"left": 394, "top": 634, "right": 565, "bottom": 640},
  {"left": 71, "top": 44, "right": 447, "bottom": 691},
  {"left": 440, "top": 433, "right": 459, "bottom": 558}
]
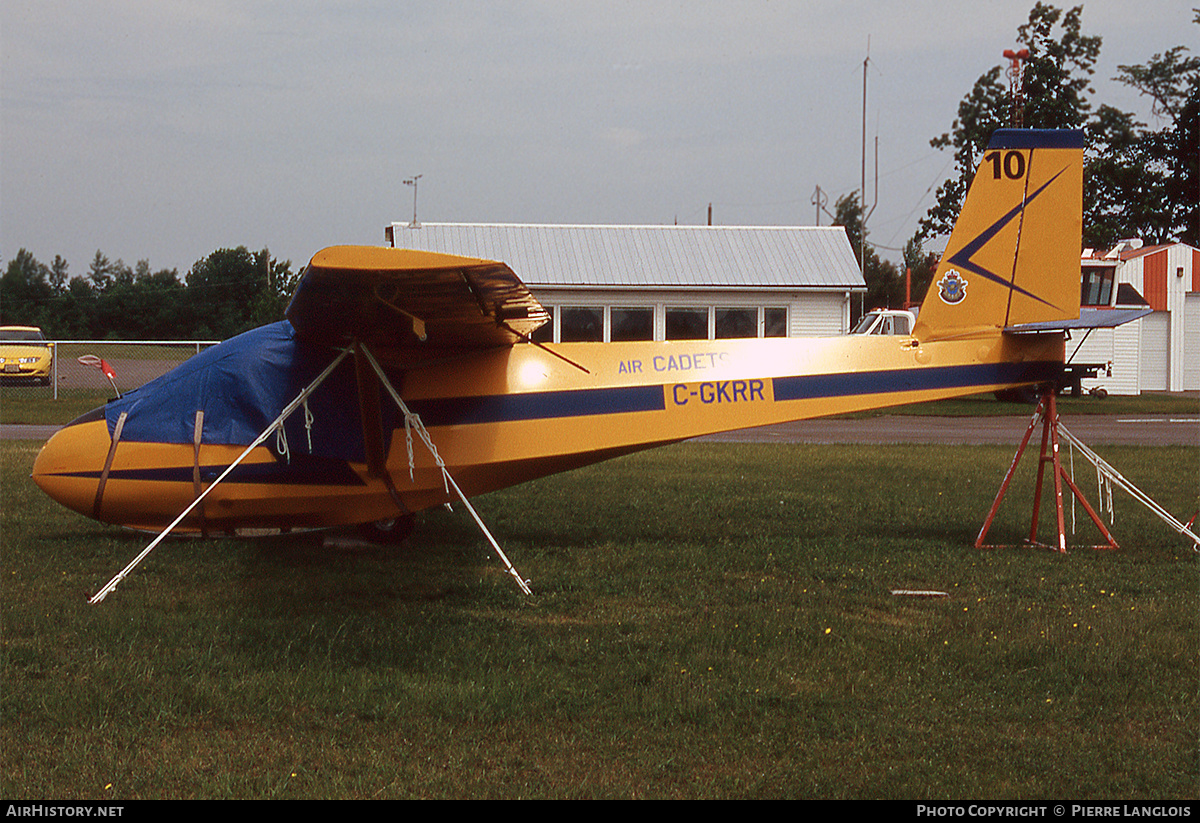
[{"left": 937, "top": 271, "right": 967, "bottom": 305}]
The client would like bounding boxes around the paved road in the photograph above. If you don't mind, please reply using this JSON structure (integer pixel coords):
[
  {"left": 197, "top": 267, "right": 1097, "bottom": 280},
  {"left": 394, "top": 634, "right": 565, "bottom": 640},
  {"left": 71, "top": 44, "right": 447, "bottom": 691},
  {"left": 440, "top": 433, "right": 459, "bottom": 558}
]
[{"left": 5, "top": 415, "right": 1196, "bottom": 447}]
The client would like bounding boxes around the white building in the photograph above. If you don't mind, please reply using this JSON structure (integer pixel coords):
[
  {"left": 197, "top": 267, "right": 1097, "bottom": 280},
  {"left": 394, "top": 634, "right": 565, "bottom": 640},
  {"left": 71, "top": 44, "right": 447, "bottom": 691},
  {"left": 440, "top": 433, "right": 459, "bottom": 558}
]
[
  {"left": 386, "top": 223, "right": 865, "bottom": 342},
  {"left": 1073, "top": 240, "right": 1200, "bottom": 394}
]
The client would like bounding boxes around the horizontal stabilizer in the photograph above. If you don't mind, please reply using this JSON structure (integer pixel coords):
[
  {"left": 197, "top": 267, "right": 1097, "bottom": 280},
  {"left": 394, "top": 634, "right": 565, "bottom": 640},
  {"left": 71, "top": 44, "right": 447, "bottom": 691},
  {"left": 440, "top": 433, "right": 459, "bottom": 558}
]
[{"left": 1005, "top": 307, "right": 1153, "bottom": 334}]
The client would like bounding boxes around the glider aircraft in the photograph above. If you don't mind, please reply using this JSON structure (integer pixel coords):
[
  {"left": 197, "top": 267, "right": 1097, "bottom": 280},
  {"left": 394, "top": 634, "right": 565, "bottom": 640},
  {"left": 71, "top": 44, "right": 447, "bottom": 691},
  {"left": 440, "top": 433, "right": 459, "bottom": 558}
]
[{"left": 31, "top": 129, "right": 1115, "bottom": 599}]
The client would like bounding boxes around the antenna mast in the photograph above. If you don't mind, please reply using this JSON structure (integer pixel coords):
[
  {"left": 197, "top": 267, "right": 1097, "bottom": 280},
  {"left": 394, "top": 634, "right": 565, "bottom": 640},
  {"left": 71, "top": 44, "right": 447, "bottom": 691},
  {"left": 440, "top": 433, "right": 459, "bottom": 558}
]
[
  {"left": 1003, "top": 48, "right": 1029, "bottom": 127},
  {"left": 811, "top": 185, "right": 828, "bottom": 226},
  {"left": 859, "top": 43, "right": 878, "bottom": 260},
  {"left": 859, "top": 40, "right": 878, "bottom": 317}
]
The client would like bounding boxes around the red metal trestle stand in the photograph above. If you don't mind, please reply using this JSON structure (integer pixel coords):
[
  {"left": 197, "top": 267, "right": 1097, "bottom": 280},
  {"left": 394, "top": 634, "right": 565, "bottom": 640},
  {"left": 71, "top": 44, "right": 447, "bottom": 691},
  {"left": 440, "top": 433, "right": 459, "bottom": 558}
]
[{"left": 975, "top": 386, "right": 1119, "bottom": 552}]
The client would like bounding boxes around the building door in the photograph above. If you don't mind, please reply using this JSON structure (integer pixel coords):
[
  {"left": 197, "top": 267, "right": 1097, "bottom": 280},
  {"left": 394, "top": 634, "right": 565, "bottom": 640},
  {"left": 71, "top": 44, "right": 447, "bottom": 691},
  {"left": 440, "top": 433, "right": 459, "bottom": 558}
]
[
  {"left": 1185, "top": 294, "right": 1200, "bottom": 391},
  {"left": 1138, "top": 311, "right": 1170, "bottom": 391}
]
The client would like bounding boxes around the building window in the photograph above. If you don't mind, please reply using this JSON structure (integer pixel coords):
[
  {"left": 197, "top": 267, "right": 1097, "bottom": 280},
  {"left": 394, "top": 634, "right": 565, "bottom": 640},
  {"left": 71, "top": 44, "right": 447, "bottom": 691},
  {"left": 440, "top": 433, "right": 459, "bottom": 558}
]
[
  {"left": 763, "top": 307, "right": 788, "bottom": 337},
  {"left": 665, "top": 307, "right": 708, "bottom": 340},
  {"left": 542, "top": 302, "right": 793, "bottom": 342},
  {"left": 1081, "top": 267, "right": 1114, "bottom": 307},
  {"left": 560, "top": 307, "right": 603, "bottom": 342},
  {"left": 715, "top": 308, "right": 757, "bottom": 338},
  {"left": 611, "top": 307, "right": 654, "bottom": 341}
]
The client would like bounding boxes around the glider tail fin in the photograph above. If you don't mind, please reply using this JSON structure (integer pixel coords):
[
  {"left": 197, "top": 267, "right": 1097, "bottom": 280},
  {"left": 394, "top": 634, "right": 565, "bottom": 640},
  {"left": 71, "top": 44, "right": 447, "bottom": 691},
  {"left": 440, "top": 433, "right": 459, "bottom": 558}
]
[{"left": 912, "top": 129, "right": 1084, "bottom": 341}]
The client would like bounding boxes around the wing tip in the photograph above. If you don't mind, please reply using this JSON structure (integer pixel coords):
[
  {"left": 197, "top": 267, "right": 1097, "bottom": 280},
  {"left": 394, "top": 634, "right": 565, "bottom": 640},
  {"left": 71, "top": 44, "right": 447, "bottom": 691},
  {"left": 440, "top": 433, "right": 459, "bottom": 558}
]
[{"left": 308, "top": 245, "right": 501, "bottom": 273}]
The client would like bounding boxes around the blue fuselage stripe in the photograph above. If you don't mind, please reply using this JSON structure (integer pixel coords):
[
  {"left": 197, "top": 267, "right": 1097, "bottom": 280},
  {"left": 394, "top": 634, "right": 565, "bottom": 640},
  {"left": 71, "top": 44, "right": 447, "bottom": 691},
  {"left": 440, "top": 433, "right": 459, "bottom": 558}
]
[
  {"left": 405, "top": 384, "right": 667, "bottom": 426},
  {"left": 772, "top": 361, "right": 1062, "bottom": 402},
  {"left": 50, "top": 361, "right": 1060, "bottom": 485},
  {"left": 50, "top": 457, "right": 367, "bottom": 486},
  {"left": 407, "top": 361, "right": 1061, "bottom": 424}
]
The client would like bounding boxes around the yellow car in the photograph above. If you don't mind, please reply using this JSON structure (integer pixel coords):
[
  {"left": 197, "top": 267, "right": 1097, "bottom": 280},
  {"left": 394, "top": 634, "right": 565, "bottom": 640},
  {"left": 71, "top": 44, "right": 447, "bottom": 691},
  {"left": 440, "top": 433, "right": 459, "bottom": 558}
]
[{"left": 0, "top": 326, "right": 54, "bottom": 385}]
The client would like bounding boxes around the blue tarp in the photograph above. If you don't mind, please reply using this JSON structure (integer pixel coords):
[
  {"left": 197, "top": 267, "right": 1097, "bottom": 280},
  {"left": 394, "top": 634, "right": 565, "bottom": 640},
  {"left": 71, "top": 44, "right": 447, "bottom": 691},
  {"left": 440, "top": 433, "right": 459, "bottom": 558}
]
[{"left": 105, "top": 321, "right": 390, "bottom": 462}]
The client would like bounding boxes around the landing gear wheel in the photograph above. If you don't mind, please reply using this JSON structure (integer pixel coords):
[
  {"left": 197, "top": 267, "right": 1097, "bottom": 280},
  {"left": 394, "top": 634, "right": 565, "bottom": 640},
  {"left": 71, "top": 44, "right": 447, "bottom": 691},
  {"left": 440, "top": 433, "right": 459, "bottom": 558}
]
[{"left": 355, "top": 514, "right": 416, "bottom": 545}]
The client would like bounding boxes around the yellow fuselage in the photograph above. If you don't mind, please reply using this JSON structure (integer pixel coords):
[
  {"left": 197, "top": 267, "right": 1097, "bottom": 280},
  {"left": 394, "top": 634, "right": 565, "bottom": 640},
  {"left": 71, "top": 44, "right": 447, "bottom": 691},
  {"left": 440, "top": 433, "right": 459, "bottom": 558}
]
[{"left": 31, "top": 329, "right": 1063, "bottom": 534}]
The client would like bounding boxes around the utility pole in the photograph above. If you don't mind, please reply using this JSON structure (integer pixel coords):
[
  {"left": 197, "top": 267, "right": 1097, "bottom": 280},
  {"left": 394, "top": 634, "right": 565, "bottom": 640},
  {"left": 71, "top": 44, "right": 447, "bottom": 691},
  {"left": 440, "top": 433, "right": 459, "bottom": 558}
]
[
  {"left": 859, "top": 43, "right": 877, "bottom": 271},
  {"left": 811, "top": 185, "right": 827, "bottom": 226},
  {"left": 864, "top": 41, "right": 873, "bottom": 278},
  {"left": 404, "top": 174, "right": 423, "bottom": 228},
  {"left": 859, "top": 41, "right": 878, "bottom": 319}
]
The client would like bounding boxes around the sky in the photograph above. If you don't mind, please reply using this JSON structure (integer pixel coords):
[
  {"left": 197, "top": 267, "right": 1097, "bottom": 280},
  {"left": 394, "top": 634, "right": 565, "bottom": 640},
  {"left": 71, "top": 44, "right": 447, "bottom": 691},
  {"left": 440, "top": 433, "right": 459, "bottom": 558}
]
[{"left": 1, "top": 0, "right": 1192, "bottom": 283}]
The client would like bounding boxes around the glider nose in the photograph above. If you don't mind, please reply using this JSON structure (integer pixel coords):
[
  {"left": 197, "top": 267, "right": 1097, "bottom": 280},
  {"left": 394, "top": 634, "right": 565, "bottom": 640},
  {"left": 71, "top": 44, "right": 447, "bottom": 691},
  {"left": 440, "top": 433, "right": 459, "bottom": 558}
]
[{"left": 31, "top": 407, "right": 111, "bottom": 520}]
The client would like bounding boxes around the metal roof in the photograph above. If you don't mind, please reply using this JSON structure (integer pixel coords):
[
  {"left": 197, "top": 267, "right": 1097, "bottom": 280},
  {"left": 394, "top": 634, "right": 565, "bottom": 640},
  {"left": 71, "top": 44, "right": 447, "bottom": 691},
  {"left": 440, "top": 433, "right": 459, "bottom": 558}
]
[{"left": 389, "top": 223, "right": 864, "bottom": 291}]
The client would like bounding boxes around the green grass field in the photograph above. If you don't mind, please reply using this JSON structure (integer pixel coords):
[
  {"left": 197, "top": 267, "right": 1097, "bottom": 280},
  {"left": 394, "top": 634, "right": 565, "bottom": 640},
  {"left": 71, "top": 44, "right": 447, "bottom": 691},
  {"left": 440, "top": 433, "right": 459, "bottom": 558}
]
[{"left": 2, "top": 435, "right": 1196, "bottom": 799}]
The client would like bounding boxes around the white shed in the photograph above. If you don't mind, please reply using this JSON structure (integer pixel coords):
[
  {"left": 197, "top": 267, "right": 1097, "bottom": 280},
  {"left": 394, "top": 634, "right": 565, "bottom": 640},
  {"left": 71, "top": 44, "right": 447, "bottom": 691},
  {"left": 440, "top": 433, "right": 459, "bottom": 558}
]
[
  {"left": 385, "top": 223, "right": 865, "bottom": 343},
  {"left": 1073, "top": 240, "right": 1200, "bottom": 395}
]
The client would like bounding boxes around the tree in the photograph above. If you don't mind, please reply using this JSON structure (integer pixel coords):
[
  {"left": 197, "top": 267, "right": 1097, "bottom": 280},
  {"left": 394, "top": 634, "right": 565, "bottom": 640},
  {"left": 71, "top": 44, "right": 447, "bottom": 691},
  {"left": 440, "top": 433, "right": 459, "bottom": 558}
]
[
  {"left": 58, "top": 276, "right": 96, "bottom": 339},
  {"left": 1084, "top": 104, "right": 1165, "bottom": 247},
  {"left": 1016, "top": 3, "right": 1101, "bottom": 129},
  {"left": 186, "top": 246, "right": 294, "bottom": 340},
  {"left": 2, "top": 246, "right": 298, "bottom": 340},
  {"left": 93, "top": 260, "right": 185, "bottom": 340},
  {"left": 902, "top": 237, "right": 938, "bottom": 307},
  {"left": 48, "top": 256, "right": 69, "bottom": 294},
  {"left": 0, "top": 249, "right": 53, "bottom": 328},
  {"left": 88, "top": 250, "right": 113, "bottom": 293},
  {"left": 833, "top": 191, "right": 903, "bottom": 316},
  {"left": 917, "top": 4, "right": 1198, "bottom": 254},
  {"left": 1113, "top": 27, "right": 1200, "bottom": 245},
  {"left": 917, "top": 3, "right": 1100, "bottom": 242},
  {"left": 248, "top": 250, "right": 298, "bottom": 331},
  {"left": 920, "top": 65, "right": 1008, "bottom": 242}
]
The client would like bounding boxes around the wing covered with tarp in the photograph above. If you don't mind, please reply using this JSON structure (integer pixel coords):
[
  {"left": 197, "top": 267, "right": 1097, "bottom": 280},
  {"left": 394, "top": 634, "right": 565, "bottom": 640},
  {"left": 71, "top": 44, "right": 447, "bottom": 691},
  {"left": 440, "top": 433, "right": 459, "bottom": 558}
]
[
  {"left": 81, "top": 247, "right": 552, "bottom": 601},
  {"left": 285, "top": 246, "right": 550, "bottom": 351},
  {"left": 101, "top": 247, "right": 550, "bottom": 461}
]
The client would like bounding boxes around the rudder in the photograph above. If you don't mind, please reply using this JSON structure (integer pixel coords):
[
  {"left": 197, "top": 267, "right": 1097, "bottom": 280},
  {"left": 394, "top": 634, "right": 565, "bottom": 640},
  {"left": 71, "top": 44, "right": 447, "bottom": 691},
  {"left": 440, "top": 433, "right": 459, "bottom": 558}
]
[{"left": 913, "top": 129, "right": 1084, "bottom": 341}]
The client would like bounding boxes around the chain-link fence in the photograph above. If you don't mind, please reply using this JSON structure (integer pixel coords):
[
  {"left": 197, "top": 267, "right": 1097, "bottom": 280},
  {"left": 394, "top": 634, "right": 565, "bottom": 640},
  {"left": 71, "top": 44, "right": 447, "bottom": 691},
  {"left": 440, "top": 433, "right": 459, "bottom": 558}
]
[{"left": 1, "top": 340, "right": 218, "bottom": 414}]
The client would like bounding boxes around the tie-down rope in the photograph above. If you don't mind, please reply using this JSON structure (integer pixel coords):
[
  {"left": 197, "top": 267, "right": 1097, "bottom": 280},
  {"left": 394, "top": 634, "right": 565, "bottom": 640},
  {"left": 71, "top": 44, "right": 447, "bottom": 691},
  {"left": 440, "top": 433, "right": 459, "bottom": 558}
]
[
  {"left": 88, "top": 347, "right": 354, "bottom": 604},
  {"left": 1058, "top": 422, "right": 1199, "bottom": 552},
  {"left": 357, "top": 344, "right": 532, "bottom": 595}
]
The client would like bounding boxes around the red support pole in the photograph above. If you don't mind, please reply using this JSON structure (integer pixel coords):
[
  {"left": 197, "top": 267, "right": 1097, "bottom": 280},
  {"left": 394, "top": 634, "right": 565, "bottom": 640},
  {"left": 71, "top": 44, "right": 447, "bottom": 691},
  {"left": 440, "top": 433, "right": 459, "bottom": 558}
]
[
  {"left": 1029, "top": 397, "right": 1052, "bottom": 547},
  {"left": 975, "top": 396, "right": 1044, "bottom": 549},
  {"left": 976, "top": 386, "right": 1120, "bottom": 552},
  {"left": 1048, "top": 391, "right": 1069, "bottom": 552}
]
